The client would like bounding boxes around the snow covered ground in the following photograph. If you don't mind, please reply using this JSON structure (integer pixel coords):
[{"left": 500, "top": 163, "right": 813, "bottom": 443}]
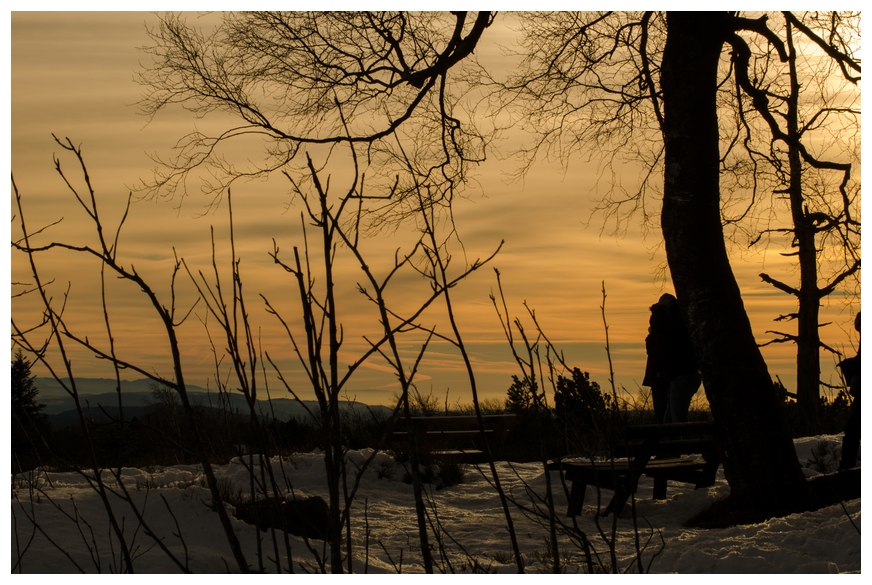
[{"left": 9, "top": 435, "right": 860, "bottom": 573}]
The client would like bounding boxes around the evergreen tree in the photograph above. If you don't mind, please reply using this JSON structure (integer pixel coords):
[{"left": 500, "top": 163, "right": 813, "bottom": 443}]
[
  {"left": 12, "top": 349, "right": 44, "bottom": 420},
  {"left": 11, "top": 349, "right": 49, "bottom": 470},
  {"left": 553, "top": 368, "right": 611, "bottom": 423},
  {"left": 553, "top": 368, "right": 615, "bottom": 455},
  {"left": 504, "top": 375, "right": 536, "bottom": 415}
]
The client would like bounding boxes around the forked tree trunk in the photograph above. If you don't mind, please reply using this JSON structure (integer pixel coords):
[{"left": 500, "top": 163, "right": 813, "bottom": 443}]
[{"left": 659, "top": 12, "right": 812, "bottom": 514}]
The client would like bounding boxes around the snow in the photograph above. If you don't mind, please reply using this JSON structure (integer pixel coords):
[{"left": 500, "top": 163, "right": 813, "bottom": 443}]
[{"left": 9, "top": 435, "right": 860, "bottom": 573}]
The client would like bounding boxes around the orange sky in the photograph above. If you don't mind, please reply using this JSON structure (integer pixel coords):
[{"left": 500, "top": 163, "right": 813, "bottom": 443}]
[{"left": 8, "top": 11, "right": 861, "bottom": 407}]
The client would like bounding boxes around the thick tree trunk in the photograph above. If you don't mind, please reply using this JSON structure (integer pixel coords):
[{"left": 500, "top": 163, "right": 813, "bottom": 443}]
[{"left": 660, "top": 12, "right": 812, "bottom": 514}]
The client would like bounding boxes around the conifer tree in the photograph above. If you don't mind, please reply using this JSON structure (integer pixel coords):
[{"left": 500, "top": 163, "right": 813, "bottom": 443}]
[{"left": 11, "top": 349, "right": 49, "bottom": 469}]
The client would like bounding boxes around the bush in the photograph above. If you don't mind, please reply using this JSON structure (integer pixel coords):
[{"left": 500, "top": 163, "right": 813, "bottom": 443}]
[
  {"left": 402, "top": 459, "right": 465, "bottom": 490},
  {"left": 500, "top": 368, "right": 627, "bottom": 461},
  {"left": 774, "top": 379, "right": 852, "bottom": 438},
  {"left": 553, "top": 368, "right": 620, "bottom": 456},
  {"left": 505, "top": 375, "right": 537, "bottom": 414}
]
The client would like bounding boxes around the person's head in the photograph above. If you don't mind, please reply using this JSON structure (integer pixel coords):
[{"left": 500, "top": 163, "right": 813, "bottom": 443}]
[
  {"left": 649, "top": 293, "right": 677, "bottom": 327},
  {"left": 855, "top": 311, "right": 860, "bottom": 333},
  {"left": 658, "top": 293, "right": 677, "bottom": 306},
  {"left": 650, "top": 292, "right": 676, "bottom": 313}
]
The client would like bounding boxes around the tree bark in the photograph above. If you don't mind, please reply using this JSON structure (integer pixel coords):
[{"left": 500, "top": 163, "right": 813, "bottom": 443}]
[{"left": 660, "top": 12, "right": 812, "bottom": 514}]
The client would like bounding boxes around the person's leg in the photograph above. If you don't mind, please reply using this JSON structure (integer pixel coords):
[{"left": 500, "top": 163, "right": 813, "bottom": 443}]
[
  {"left": 666, "top": 372, "right": 702, "bottom": 424},
  {"left": 652, "top": 384, "right": 668, "bottom": 423},
  {"left": 839, "top": 392, "right": 860, "bottom": 471}
]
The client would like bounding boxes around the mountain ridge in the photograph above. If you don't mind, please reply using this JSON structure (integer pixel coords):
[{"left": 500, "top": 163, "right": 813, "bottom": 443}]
[{"left": 32, "top": 377, "right": 394, "bottom": 426}]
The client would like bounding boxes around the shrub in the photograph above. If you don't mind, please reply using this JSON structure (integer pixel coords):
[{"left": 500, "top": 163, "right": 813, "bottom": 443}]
[
  {"left": 775, "top": 379, "right": 852, "bottom": 437},
  {"left": 553, "top": 368, "right": 620, "bottom": 456},
  {"left": 505, "top": 375, "right": 537, "bottom": 414},
  {"left": 402, "top": 459, "right": 465, "bottom": 490}
]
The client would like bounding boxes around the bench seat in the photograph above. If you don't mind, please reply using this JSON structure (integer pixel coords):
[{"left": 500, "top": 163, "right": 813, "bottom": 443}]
[{"left": 548, "top": 421, "right": 721, "bottom": 517}]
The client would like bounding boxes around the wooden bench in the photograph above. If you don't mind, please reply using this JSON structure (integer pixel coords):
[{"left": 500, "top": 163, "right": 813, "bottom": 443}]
[
  {"left": 391, "top": 414, "right": 516, "bottom": 463},
  {"left": 547, "top": 421, "right": 721, "bottom": 517}
]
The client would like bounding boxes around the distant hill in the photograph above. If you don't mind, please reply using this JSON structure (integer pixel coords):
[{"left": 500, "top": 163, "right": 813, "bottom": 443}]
[
  {"left": 33, "top": 377, "right": 189, "bottom": 414},
  {"left": 33, "top": 377, "right": 393, "bottom": 428}
]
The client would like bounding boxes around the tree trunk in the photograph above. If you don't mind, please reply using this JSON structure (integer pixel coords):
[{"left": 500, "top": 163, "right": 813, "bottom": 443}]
[
  {"left": 786, "top": 24, "right": 821, "bottom": 436},
  {"left": 660, "top": 12, "right": 812, "bottom": 515},
  {"left": 795, "top": 254, "right": 822, "bottom": 436}
]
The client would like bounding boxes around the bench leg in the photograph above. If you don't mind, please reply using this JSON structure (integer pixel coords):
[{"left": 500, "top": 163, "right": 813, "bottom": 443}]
[
  {"left": 605, "top": 473, "right": 639, "bottom": 516},
  {"left": 567, "top": 481, "right": 587, "bottom": 517},
  {"left": 604, "top": 490, "right": 630, "bottom": 517},
  {"left": 696, "top": 455, "right": 720, "bottom": 488},
  {"left": 653, "top": 477, "right": 667, "bottom": 500}
]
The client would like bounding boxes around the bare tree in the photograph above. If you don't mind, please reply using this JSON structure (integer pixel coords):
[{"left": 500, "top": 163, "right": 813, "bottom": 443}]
[
  {"left": 502, "top": 11, "right": 860, "bottom": 436},
  {"left": 137, "top": 11, "right": 495, "bottom": 222},
  {"left": 734, "top": 12, "right": 860, "bottom": 434},
  {"left": 496, "top": 12, "right": 668, "bottom": 234},
  {"left": 500, "top": 11, "right": 860, "bottom": 518},
  {"left": 658, "top": 11, "right": 812, "bottom": 519},
  {"left": 259, "top": 141, "right": 516, "bottom": 572},
  {"left": 12, "top": 134, "right": 516, "bottom": 572},
  {"left": 12, "top": 137, "right": 248, "bottom": 572}
]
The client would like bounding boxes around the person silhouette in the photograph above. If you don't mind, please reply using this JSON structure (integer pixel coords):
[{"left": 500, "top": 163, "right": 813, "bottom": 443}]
[
  {"left": 643, "top": 294, "right": 672, "bottom": 423},
  {"left": 642, "top": 293, "right": 701, "bottom": 424},
  {"left": 838, "top": 312, "right": 861, "bottom": 471}
]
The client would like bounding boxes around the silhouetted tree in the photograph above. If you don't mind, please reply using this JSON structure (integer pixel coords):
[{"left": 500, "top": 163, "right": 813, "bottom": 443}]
[
  {"left": 11, "top": 350, "right": 43, "bottom": 419},
  {"left": 659, "top": 12, "right": 813, "bottom": 516},
  {"left": 506, "top": 11, "right": 860, "bottom": 437},
  {"left": 553, "top": 368, "right": 611, "bottom": 423},
  {"left": 505, "top": 374, "right": 536, "bottom": 414},
  {"left": 11, "top": 349, "right": 49, "bottom": 471},
  {"left": 742, "top": 13, "right": 861, "bottom": 435},
  {"left": 553, "top": 368, "right": 615, "bottom": 455},
  {"left": 137, "top": 11, "right": 495, "bottom": 222},
  {"left": 504, "top": 10, "right": 859, "bottom": 518}
]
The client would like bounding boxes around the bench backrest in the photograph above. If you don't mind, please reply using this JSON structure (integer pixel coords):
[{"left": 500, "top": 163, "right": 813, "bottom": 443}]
[
  {"left": 391, "top": 414, "right": 517, "bottom": 460},
  {"left": 620, "top": 421, "right": 720, "bottom": 459},
  {"left": 624, "top": 421, "right": 716, "bottom": 440},
  {"left": 396, "top": 414, "right": 516, "bottom": 429}
]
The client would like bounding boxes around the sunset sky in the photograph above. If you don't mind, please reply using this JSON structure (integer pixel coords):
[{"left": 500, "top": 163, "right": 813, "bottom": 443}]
[{"left": 8, "top": 10, "right": 861, "bottom": 407}]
